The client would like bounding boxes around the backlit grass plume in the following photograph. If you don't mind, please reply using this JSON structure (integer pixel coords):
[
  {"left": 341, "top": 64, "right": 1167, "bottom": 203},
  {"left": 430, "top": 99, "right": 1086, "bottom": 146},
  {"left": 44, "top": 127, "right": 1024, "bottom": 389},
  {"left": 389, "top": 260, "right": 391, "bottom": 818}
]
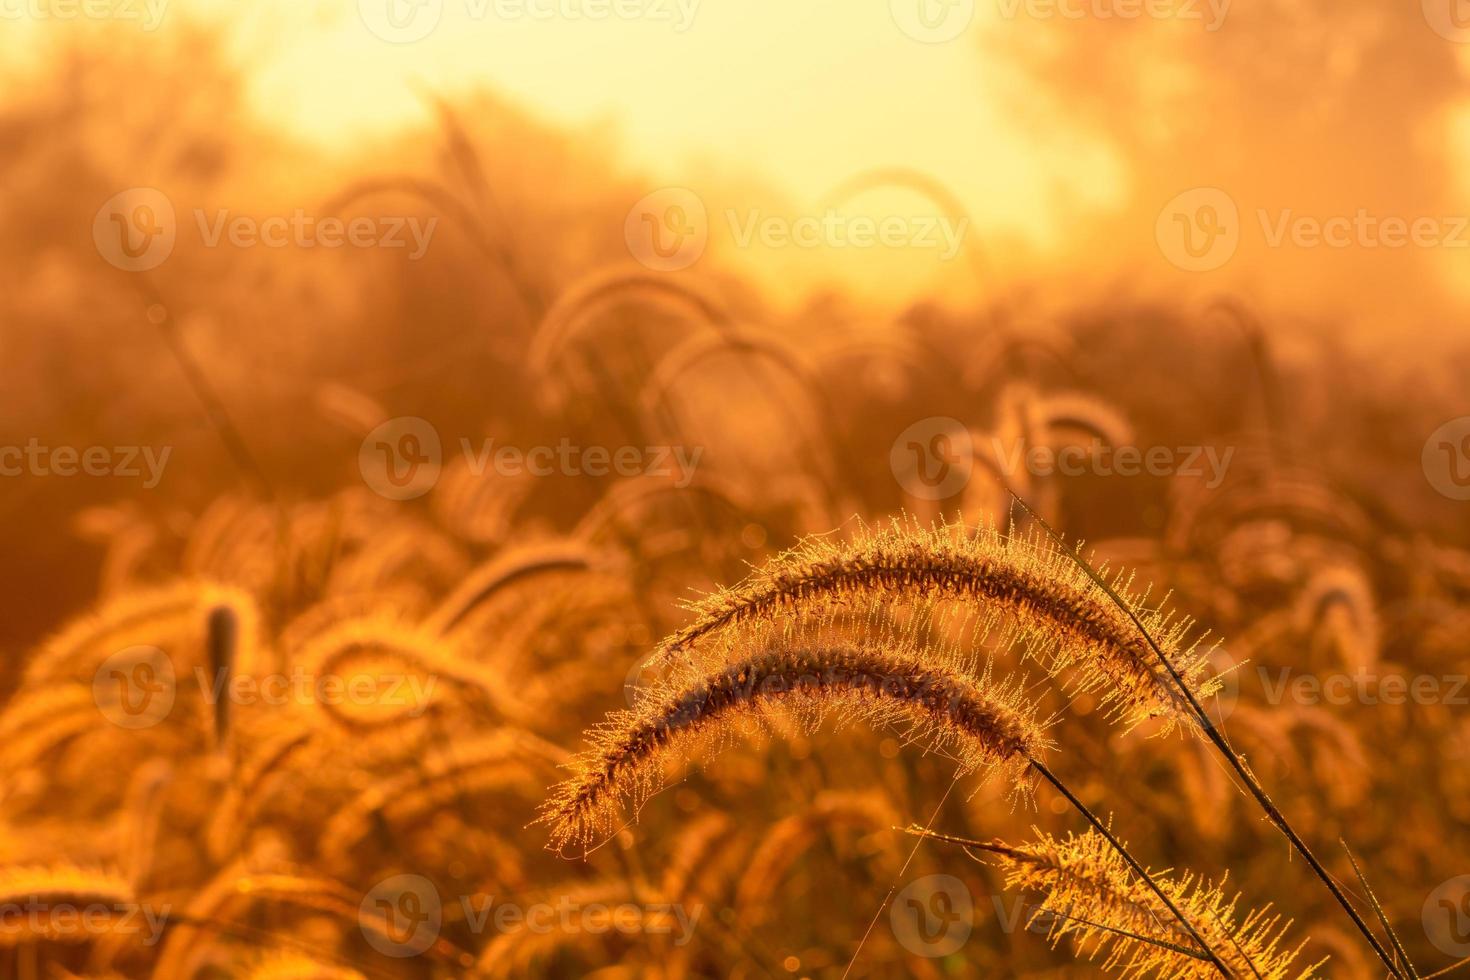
[
  {"left": 735, "top": 790, "right": 900, "bottom": 926},
  {"left": 540, "top": 629, "right": 1050, "bottom": 853},
  {"left": 320, "top": 728, "right": 565, "bottom": 870},
  {"left": 656, "top": 519, "right": 1221, "bottom": 734},
  {"left": 959, "top": 827, "right": 1322, "bottom": 979},
  {"left": 23, "top": 580, "right": 257, "bottom": 687},
  {"left": 0, "top": 864, "right": 134, "bottom": 946},
  {"left": 240, "top": 951, "right": 367, "bottom": 980}
]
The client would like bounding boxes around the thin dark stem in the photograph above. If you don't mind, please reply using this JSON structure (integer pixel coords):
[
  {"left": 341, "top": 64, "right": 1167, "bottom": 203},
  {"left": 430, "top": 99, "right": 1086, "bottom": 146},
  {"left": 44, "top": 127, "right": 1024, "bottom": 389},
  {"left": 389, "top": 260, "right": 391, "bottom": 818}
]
[
  {"left": 899, "top": 825, "right": 1007, "bottom": 851},
  {"left": 841, "top": 777, "right": 961, "bottom": 980},
  {"left": 158, "top": 912, "right": 408, "bottom": 980},
  {"left": 1342, "top": 839, "right": 1418, "bottom": 978},
  {"left": 1033, "top": 906, "right": 1212, "bottom": 962},
  {"left": 1426, "top": 956, "right": 1470, "bottom": 979},
  {"left": 1028, "top": 759, "right": 1234, "bottom": 979},
  {"left": 901, "top": 829, "right": 1215, "bottom": 964},
  {"left": 140, "top": 282, "right": 274, "bottom": 499},
  {"left": 1005, "top": 489, "right": 1405, "bottom": 979}
]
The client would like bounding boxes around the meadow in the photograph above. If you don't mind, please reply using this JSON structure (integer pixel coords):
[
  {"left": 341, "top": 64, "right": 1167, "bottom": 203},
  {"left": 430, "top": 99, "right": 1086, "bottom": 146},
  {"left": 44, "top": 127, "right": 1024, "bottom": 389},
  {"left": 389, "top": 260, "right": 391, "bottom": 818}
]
[{"left": 2, "top": 19, "right": 1469, "bottom": 980}]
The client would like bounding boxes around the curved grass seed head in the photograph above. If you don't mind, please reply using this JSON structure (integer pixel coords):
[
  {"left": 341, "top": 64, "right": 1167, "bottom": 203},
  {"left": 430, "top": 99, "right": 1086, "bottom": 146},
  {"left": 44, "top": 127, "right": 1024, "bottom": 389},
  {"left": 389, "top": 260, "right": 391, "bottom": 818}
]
[
  {"left": 540, "top": 625, "right": 1050, "bottom": 853},
  {"left": 658, "top": 519, "right": 1221, "bottom": 735}
]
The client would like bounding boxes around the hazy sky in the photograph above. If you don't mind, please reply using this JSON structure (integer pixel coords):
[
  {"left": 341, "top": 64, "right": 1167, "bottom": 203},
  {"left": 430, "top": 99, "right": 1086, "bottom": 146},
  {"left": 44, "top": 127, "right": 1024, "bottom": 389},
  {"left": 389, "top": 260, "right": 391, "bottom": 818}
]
[
  {"left": 1, "top": 0, "right": 1123, "bottom": 300},
  {"left": 6, "top": 0, "right": 1468, "bottom": 325}
]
